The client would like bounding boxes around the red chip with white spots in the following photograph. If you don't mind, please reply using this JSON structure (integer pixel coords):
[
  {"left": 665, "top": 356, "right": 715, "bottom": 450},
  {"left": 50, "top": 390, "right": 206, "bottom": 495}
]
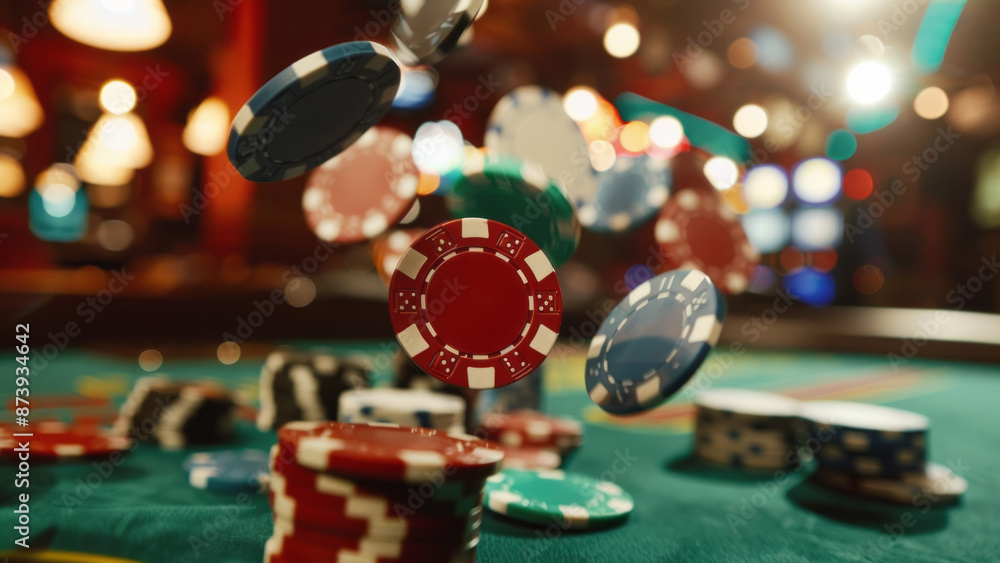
[
  {"left": 654, "top": 188, "right": 760, "bottom": 294},
  {"left": 302, "top": 126, "right": 419, "bottom": 244},
  {"left": 0, "top": 421, "right": 131, "bottom": 459},
  {"left": 277, "top": 421, "right": 504, "bottom": 483},
  {"left": 388, "top": 218, "right": 563, "bottom": 389}
]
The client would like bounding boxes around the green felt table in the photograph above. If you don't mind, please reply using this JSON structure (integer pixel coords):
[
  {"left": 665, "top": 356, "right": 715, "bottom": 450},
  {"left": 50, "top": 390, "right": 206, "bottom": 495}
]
[{"left": 2, "top": 344, "right": 999, "bottom": 563}]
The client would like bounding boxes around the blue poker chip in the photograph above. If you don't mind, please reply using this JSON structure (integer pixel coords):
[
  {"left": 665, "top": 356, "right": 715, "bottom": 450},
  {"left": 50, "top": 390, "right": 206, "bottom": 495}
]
[
  {"left": 585, "top": 269, "right": 726, "bottom": 415},
  {"left": 183, "top": 449, "right": 269, "bottom": 493},
  {"left": 227, "top": 41, "right": 401, "bottom": 183},
  {"left": 578, "top": 154, "right": 671, "bottom": 233}
]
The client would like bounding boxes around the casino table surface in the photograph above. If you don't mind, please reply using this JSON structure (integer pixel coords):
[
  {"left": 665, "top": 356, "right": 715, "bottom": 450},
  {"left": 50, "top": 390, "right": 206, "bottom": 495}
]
[{"left": 2, "top": 343, "right": 999, "bottom": 563}]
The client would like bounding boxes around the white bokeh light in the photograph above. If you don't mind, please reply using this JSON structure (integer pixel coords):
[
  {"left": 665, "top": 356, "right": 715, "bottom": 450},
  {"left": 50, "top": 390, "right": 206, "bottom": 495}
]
[
  {"left": 743, "top": 165, "right": 788, "bottom": 209},
  {"left": 792, "top": 158, "right": 842, "bottom": 204},
  {"left": 847, "top": 61, "right": 891, "bottom": 104}
]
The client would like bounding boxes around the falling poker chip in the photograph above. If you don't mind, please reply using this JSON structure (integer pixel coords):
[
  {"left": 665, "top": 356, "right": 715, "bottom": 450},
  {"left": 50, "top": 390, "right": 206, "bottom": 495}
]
[
  {"left": 655, "top": 188, "right": 760, "bottom": 295},
  {"left": 579, "top": 154, "right": 671, "bottom": 233},
  {"left": 228, "top": 41, "right": 401, "bottom": 183},
  {"left": 301, "top": 126, "right": 419, "bottom": 244},
  {"left": 585, "top": 269, "right": 726, "bottom": 415},
  {"left": 446, "top": 155, "right": 580, "bottom": 268},
  {"left": 484, "top": 85, "right": 598, "bottom": 210},
  {"left": 390, "top": 0, "right": 486, "bottom": 66},
  {"left": 388, "top": 218, "right": 563, "bottom": 389}
]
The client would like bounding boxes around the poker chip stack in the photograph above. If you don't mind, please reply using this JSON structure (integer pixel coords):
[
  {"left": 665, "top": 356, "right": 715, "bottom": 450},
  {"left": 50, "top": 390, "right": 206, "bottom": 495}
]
[
  {"left": 114, "top": 376, "right": 236, "bottom": 450},
  {"left": 479, "top": 410, "right": 584, "bottom": 468},
  {"left": 338, "top": 388, "right": 466, "bottom": 433},
  {"left": 0, "top": 420, "right": 131, "bottom": 460},
  {"left": 802, "top": 401, "right": 967, "bottom": 505},
  {"left": 257, "top": 348, "right": 372, "bottom": 432},
  {"left": 264, "top": 421, "right": 504, "bottom": 563},
  {"left": 692, "top": 389, "right": 803, "bottom": 470}
]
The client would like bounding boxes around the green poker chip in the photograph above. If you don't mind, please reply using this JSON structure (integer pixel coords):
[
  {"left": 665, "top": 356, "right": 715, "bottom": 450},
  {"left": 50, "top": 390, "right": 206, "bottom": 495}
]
[
  {"left": 446, "top": 155, "right": 580, "bottom": 268},
  {"left": 484, "top": 469, "right": 634, "bottom": 529}
]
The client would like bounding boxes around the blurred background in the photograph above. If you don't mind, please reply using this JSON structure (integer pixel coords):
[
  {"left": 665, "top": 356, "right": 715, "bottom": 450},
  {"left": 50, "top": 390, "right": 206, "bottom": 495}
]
[{"left": 1, "top": 0, "right": 998, "bottom": 358}]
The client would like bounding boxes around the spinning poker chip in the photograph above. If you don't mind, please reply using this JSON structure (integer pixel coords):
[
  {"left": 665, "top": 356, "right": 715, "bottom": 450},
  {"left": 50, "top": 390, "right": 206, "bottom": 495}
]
[
  {"left": 390, "top": 0, "right": 485, "bottom": 66},
  {"left": 302, "top": 126, "right": 419, "bottom": 244},
  {"left": 585, "top": 269, "right": 726, "bottom": 415},
  {"left": 182, "top": 449, "right": 269, "bottom": 492},
  {"left": 484, "top": 469, "right": 634, "bottom": 530},
  {"left": 277, "top": 421, "right": 504, "bottom": 483},
  {"left": 388, "top": 218, "right": 563, "bottom": 389},
  {"left": 0, "top": 421, "right": 131, "bottom": 459},
  {"left": 655, "top": 188, "right": 760, "bottom": 295},
  {"left": 484, "top": 85, "right": 598, "bottom": 209},
  {"left": 446, "top": 155, "right": 580, "bottom": 268},
  {"left": 228, "top": 41, "right": 400, "bottom": 183},
  {"left": 578, "top": 154, "right": 671, "bottom": 233}
]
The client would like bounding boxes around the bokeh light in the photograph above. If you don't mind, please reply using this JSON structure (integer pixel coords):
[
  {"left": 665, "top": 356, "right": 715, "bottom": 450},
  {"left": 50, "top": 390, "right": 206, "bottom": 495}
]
[
  {"left": 604, "top": 22, "right": 641, "bottom": 58},
  {"left": 648, "top": 116, "right": 684, "bottom": 149},
  {"left": 852, "top": 264, "right": 885, "bottom": 294},
  {"left": 792, "top": 158, "right": 842, "bottom": 204},
  {"left": 0, "top": 69, "right": 14, "bottom": 100},
  {"left": 733, "top": 104, "right": 768, "bottom": 138},
  {"left": 412, "top": 120, "right": 464, "bottom": 175},
  {"left": 914, "top": 86, "right": 949, "bottom": 119},
  {"left": 704, "top": 156, "right": 739, "bottom": 190},
  {"left": 858, "top": 35, "right": 885, "bottom": 58},
  {"left": 779, "top": 247, "right": 805, "bottom": 271},
  {"left": 564, "top": 87, "right": 599, "bottom": 122},
  {"left": 843, "top": 169, "right": 874, "bottom": 200},
  {"left": 847, "top": 61, "right": 891, "bottom": 104},
  {"left": 743, "top": 165, "right": 788, "bottom": 209},
  {"left": 0, "top": 154, "right": 26, "bottom": 197},
  {"left": 727, "top": 38, "right": 757, "bottom": 69},
  {"left": 588, "top": 140, "right": 617, "bottom": 172},
  {"left": 783, "top": 268, "right": 836, "bottom": 306},
  {"left": 824, "top": 129, "right": 857, "bottom": 160},
  {"left": 741, "top": 209, "right": 791, "bottom": 253},
  {"left": 624, "top": 264, "right": 655, "bottom": 291},
  {"left": 217, "top": 342, "right": 241, "bottom": 365},
  {"left": 40, "top": 183, "right": 76, "bottom": 217},
  {"left": 99, "top": 79, "right": 137, "bottom": 115},
  {"left": 619, "top": 121, "right": 650, "bottom": 153},
  {"left": 138, "top": 349, "right": 163, "bottom": 372},
  {"left": 183, "top": 97, "right": 230, "bottom": 156},
  {"left": 749, "top": 26, "right": 794, "bottom": 71},
  {"left": 95, "top": 219, "right": 134, "bottom": 251},
  {"left": 284, "top": 277, "right": 317, "bottom": 308},
  {"left": 792, "top": 207, "right": 843, "bottom": 249}
]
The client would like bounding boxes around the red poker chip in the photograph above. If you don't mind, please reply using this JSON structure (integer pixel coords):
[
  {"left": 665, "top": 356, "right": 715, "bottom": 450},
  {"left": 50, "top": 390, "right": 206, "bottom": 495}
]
[
  {"left": 271, "top": 448, "right": 485, "bottom": 518},
  {"left": 388, "top": 218, "right": 563, "bottom": 389},
  {"left": 277, "top": 421, "right": 503, "bottom": 484},
  {"left": 480, "top": 410, "right": 583, "bottom": 453},
  {"left": 269, "top": 524, "right": 479, "bottom": 563},
  {"left": 269, "top": 474, "right": 484, "bottom": 539},
  {"left": 654, "top": 187, "right": 759, "bottom": 295},
  {"left": 0, "top": 421, "right": 131, "bottom": 459},
  {"left": 302, "top": 126, "right": 419, "bottom": 244},
  {"left": 498, "top": 445, "right": 562, "bottom": 470}
]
